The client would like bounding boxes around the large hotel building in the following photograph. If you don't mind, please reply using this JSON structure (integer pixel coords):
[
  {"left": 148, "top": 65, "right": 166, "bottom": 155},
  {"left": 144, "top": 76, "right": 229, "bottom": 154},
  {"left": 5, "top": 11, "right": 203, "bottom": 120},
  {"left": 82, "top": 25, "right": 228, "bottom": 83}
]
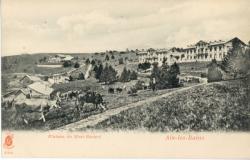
[{"left": 138, "top": 37, "right": 247, "bottom": 66}]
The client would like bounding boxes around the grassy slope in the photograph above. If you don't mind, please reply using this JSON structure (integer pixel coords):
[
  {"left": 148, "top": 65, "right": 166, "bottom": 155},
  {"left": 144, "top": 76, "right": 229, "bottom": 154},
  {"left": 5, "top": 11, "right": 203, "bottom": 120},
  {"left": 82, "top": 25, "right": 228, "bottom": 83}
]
[
  {"left": 1, "top": 52, "right": 138, "bottom": 74},
  {"left": 92, "top": 78, "right": 250, "bottom": 132}
]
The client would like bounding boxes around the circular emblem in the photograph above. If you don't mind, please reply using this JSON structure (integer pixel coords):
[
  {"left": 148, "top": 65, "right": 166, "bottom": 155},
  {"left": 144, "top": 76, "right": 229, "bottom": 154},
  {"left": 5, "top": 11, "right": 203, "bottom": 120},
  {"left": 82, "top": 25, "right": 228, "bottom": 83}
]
[{"left": 3, "top": 133, "right": 14, "bottom": 149}]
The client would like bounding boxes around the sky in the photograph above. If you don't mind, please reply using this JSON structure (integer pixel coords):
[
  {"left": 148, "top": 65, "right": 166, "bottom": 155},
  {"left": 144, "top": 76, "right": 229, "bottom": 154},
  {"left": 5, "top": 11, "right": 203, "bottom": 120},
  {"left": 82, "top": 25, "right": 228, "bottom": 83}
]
[{"left": 2, "top": 0, "right": 250, "bottom": 56}]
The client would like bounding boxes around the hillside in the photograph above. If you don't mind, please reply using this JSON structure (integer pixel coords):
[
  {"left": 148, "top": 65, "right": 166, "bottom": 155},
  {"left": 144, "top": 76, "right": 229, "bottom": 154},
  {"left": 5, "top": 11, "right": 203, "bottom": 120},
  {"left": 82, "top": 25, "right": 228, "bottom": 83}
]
[
  {"left": 92, "top": 78, "right": 250, "bottom": 132},
  {"left": 1, "top": 51, "right": 138, "bottom": 74}
]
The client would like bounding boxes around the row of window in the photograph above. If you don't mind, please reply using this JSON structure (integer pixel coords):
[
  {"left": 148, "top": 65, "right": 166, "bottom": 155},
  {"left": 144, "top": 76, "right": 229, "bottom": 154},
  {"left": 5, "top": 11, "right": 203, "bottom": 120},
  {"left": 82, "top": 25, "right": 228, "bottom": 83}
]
[{"left": 186, "top": 45, "right": 226, "bottom": 54}]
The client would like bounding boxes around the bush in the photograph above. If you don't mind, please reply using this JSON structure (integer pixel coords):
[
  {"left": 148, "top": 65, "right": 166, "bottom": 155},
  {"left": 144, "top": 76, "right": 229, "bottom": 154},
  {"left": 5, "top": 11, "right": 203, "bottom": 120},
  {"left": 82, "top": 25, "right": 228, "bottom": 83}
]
[
  {"left": 151, "top": 62, "right": 180, "bottom": 89},
  {"left": 91, "top": 60, "right": 96, "bottom": 66},
  {"left": 128, "top": 87, "right": 137, "bottom": 96},
  {"left": 118, "top": 58, "right": 124, "bottom": 64},
  {"left": 130, "top": 71, "right": 138, "bottom": 80},
  {"left": 100, "top": 64, "right": 117, "bottom": 84},
  {"left": 120, "top": 67, "right": 130, "bottom": 82},
  {"left": 78, "top": 73, "right": 85, "bottom": 80},
  {"left": 207, "top": 59, "right": 222, "bottom": 82},
  {"left": 201, "top": 72, "right": 207, "bottom": 78},
  {"left": 138, "top": 62, "right": 151, "bottom": 70},
  {"left": 74, "top": 62, "right": 80, "bottom": 68},
  {"left": 105, "top": 55, "right": 110, "bottom": 61},
  {"left": 135, "top": 80, "right": 145, "bottom": 90},
  {"left": 85, "top": 58, "right": 90, "bottom": 64},
  {"left": 63, "top": 61, "right": 72, "bottom": 67}
]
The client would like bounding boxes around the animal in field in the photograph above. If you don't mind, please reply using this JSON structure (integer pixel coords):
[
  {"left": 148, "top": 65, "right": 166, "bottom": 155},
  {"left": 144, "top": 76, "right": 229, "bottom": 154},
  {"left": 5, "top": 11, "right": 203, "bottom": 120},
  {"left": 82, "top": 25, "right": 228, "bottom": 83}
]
[
  {"left": 14, "top": 98, "right": 61, "bottom": 124},
  {"left": 116, "top": 87, "right": 123, "bottom": 93},
  {"left": 77, "top": 91, "right": 106, "bottom": 111},
  {"left": 108, "top": 87, "right": 114, "bottom": 94}
]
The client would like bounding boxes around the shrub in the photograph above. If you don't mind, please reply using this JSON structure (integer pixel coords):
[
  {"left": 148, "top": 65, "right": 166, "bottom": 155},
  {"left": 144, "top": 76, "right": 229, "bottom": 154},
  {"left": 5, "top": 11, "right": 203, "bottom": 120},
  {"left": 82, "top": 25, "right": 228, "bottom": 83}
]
[
  {"left": 63, "top": 61, "right": 72, "bottom": 67},
  {"left": 201, "top": 72, "right": 207, "bottom": 78},
  {"left": 105, "top": 55, "right": 110, "bottom": 61},
  {"left": 128, "top": 87, "right": 137, "bottom": 96},
  {"left": 118, "top": 58, "right": 124, "bottom": 64},
  {"left": 91, "top": 60, "right": 96, "bottom": 66},
  {"left": 135, "top": 80, "right": 145, "bottom": 90},
  {"left": 85, "top": 58, "right": 90, "bottom": 64},
  {"left": 120, "top": 67, "right": 130, "bottom": 82},
  {"left": 138, "top": 62, "right": 151, "bottom": 70},
  {"left": 207, "top": 59, "right": 222, "bottom": 82},
  {"left": 78, "top": 73, "right": 85, "bottom": 80},
  {"left": 74, "top": 62, "right": 80, "bottom": 68},
  {"left": 100, "top": 63, "right": 117, "bottom": 84},
  {"left": 130, "top": 71, "right": 138, "bottom": 80},
  {"left": 151, "top": 62, "right": 180, "bottom": 89}
]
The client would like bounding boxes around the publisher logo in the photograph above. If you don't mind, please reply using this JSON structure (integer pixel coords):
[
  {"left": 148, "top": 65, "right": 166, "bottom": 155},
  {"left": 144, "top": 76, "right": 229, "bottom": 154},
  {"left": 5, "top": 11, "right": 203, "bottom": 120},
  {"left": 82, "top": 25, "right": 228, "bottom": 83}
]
[{"left": 3, "top": 132, "right": 14, "bottom": 149}]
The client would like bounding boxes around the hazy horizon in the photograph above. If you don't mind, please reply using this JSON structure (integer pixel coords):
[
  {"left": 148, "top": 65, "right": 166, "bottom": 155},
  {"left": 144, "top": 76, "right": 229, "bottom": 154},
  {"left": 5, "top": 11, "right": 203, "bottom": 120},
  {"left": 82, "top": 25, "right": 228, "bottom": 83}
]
[{"left": 2, "top": 0, "right": 250, "bottom": 56}]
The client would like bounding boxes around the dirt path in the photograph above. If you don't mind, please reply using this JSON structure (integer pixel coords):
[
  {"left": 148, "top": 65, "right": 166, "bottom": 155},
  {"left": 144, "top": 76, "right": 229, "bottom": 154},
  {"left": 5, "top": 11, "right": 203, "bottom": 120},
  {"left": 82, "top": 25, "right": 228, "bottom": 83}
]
[{"left": 57, "top": 83, "right": 207, "bottom": 131}]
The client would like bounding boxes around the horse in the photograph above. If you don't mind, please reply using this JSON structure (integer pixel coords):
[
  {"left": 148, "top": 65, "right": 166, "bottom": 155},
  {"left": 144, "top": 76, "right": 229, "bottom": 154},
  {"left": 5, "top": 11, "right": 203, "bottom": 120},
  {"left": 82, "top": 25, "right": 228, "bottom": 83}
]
[
  {"left": 108, "top": 88, "right": 114, "bottom": 94},
  {"left": 116, "top": 88, "right": 123, "bottom": 93},
  {"left": 77, "top": 91, "right": 106, "bottom": 111}
]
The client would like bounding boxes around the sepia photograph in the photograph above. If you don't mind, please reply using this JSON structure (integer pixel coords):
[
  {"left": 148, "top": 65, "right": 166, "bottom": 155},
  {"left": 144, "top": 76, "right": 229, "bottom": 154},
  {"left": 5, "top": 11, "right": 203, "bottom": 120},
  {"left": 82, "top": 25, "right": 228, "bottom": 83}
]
[{"left": 1, "top": 0, "right": 250, "bottom": 158}]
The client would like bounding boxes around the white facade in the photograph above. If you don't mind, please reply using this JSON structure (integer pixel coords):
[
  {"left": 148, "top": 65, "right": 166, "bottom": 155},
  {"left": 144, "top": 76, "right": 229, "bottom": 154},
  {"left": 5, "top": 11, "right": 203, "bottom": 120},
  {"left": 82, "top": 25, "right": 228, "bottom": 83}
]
[{"left": 138, "top": 37, "right": 246, "bottom": 66}]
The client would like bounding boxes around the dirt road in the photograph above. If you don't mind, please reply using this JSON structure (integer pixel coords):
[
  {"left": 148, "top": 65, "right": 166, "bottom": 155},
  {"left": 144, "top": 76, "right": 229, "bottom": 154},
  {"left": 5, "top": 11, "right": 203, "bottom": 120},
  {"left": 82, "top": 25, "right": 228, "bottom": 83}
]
[{"left": 57, "top": 83, "right": 207, "bottom": 131}]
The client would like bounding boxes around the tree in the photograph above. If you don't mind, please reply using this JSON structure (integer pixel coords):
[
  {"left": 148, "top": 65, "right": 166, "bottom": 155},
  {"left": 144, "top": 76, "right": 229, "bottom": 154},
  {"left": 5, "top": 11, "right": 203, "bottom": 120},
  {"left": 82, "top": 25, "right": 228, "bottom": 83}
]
[
  {"left": 208, "top": 59, "right": 222, "bottom": 82},
  {"left": 78, "top": 73, "right": 85, "bottom": 80},
  {"left": 105, "top": 55, "right": 110, "bottom": 61},
  {"left": 63, "top": 61, "right": 72, "bottom": 67},
  {"left": 85, "top": 58, "right": 90, "bottom": 64},
  {"left": 93, "top": 64, "right": 103, "bottom": 79},
  {"left": 100, "top": 64, "right": 117, "bottom": 84},
  {"left": 138, "top": 62, "right": 151, "bottom": 70},
  {"left": 74, "top": 62, "right": 80, "bottom": 68},
  {"left": 118, "top": 58, "right": 124, "bottom": 64},
  {"left": 167, "top": 62, "right": 180, "bottom": 87},
  {"left": 151, "top": 63, "right": 160, "bottom": 82},
  {"left": 69, "top": 75, "right": 73, "bottom": 81},
  {"left": 151, "top": 62, "right": 180, "bottom": 89},
  {"left": 130, "top": 71, "right": 138, "bottom": 80},
  {"left": 221, "top": 41, "right": 250, "bottom": 79},
  {"left": 120, "top": 67, "right": 130, "bottom": 82},
  {"left": 111, "top": 55, "right": 115, "bottom": 59},
  {"left": 91, "top": 60, "right": 96, "bottom": 66},
  {"left": 162, "top": 57, "right": 167, "bottom": 64}
]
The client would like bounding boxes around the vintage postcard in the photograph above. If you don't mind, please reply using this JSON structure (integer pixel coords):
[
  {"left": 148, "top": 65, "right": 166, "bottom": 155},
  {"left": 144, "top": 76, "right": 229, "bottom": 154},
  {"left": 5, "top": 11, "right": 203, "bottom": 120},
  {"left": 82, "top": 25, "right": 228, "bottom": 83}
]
[{"left": 1, "top": 0, "right": 250, "bottom": 158}]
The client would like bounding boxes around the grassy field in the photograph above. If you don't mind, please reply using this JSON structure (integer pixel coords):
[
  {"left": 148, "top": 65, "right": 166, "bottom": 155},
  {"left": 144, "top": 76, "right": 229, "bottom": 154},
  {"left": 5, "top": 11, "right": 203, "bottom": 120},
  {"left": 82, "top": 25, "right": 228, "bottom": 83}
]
[
  {"left": 91, "top": 78, "right": 250, "bottom": 132},
  {"left": 1, "top": 78, "right": 185, "bottom": 130},
  {"left": 178, "top": 61, "right": 210, "bottom": 77}
]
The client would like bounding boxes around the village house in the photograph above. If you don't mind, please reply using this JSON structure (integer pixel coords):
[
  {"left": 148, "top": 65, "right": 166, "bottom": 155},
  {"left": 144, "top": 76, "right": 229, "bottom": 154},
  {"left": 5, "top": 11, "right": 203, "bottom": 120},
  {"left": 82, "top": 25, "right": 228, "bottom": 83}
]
[
  {"left": 48, "top": 54, "right": 74, "bottom": 63},
  {"left": 20, "top": 75, "right": 42, "bottom": 86},
  {"left": 2, "top": 89, "right": 29, "bottom": 105},
  {"left": 138, "top": 37, "right": 247, "bottom": 66},
  {"left": 27, "top": 81, "right": 54, "bottom": 99},
  {"left": 48, "top": 74, "right": 69, "bottom": 84}
]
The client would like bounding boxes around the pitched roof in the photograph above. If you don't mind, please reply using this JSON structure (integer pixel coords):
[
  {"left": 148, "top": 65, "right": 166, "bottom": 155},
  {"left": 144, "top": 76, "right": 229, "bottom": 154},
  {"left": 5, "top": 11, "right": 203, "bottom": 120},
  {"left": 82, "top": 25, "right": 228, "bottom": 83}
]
[
  {"left": 20, "top": 75, "right": 42, "bottom": 82},
  {"left": 28, "top": 81, "right": 53, "bottom": 96}
]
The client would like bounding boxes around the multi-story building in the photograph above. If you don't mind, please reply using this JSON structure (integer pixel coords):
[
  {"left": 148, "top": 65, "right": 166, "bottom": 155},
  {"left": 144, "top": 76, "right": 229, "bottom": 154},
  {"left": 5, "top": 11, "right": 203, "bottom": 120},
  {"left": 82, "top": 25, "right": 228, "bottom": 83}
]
[{"left": 138, "top": 37, "right": 246, "bottom": 66}]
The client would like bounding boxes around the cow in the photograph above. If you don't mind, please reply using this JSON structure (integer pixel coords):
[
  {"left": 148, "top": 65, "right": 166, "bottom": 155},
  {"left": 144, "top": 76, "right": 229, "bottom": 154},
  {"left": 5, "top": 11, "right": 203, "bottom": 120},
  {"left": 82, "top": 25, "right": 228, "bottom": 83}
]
[
  {"left": 14, "top": 98, "right": 61, "bottom": 124},
  {"left": 116, "top": 88, "right": 123, "bottom": 93}
]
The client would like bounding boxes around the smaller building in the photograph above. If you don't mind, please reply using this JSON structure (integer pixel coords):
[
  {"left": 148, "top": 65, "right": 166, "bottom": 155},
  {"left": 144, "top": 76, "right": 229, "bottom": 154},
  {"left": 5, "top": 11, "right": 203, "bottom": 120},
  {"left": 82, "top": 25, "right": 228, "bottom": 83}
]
[
  {"left": 48, "top": 54, "right": 74, "bottom": 63},
  {"left": 2, "top": 89, "right": 29, "bottom": 105},
  {"left": 20, "top": 75, "right": 42, "bottom": 86},
  {"left": 27, "top": 81, "right": 54, "bottom": 98}
]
